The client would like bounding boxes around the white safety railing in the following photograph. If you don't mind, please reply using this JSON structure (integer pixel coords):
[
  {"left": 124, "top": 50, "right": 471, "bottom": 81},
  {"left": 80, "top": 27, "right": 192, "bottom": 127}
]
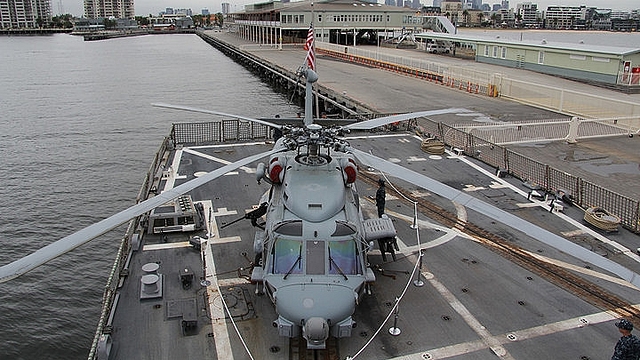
[{"left": 455, "top": 116, "right": 639, "bottom": 145}]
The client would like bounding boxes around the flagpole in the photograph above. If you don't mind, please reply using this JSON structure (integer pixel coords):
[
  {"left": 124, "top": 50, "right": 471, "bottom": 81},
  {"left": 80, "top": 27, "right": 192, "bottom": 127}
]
[{"left": 311, "top": 2, "right": 320, "bottom": 120}]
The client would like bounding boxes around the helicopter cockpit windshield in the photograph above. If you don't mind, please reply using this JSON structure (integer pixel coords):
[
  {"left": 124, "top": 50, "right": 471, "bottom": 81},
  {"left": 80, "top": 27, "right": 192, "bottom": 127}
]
[
  {"left": 273, "top": 239, "right": 302, "bottom": 275},
  {"left": 328, "top": 240, "right": 358, "bottom": 276},
  {"left": 272, "top": 237, "right": 360, "bottom": 277}
]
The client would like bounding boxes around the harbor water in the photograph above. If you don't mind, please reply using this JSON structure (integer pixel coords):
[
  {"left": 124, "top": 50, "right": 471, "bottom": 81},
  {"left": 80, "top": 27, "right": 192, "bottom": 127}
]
[{"left": 0, "top": 33, "right": 298, "bottom": 360}]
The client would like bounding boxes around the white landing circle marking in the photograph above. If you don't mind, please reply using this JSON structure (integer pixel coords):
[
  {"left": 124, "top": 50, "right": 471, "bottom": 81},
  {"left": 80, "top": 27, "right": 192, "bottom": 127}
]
[{"left": 303, "top": 298, "right": 314, "bottom": 308}]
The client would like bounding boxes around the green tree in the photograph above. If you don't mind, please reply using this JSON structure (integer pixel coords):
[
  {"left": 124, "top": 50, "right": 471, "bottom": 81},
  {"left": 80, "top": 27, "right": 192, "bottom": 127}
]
[
  {"left": 103, "top": 18, "right": 117, "bottom": 29},
  {"left": 49, "top": 14, "right": 73, "bottom": 28},
  {"left": 135, "top": 16, "right": 149, "bottom": 26},
  {"left": 192, "top": 14, "right": 203, "bottom": 27}
]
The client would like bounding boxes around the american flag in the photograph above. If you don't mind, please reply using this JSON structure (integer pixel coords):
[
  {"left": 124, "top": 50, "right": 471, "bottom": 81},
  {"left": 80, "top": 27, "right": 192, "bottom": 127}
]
[{"left": 303, "top": 23, "right": 315, "bottom": 71}]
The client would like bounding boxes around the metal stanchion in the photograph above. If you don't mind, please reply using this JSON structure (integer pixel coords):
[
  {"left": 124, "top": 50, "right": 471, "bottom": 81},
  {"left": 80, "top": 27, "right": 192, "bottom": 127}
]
[
  {"left": 413, "top": 250, "right": 424, "bottom": 287},
  {"left": 410, "top": 201, "right": 418, "bottom": 229},
  {"left": 389, "top": 297, "right": 401, "bottom": 336}
]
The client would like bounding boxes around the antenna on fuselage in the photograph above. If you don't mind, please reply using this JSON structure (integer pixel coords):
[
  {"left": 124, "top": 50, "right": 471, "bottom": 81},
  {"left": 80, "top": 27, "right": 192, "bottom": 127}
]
[{"left": 302, "top": 68, "right": 318, "bottom": 126}]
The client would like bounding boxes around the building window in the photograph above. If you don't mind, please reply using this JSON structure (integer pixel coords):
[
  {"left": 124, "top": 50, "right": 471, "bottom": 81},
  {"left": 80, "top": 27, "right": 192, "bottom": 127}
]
[
  {"left": 484, "top": 45, "right": 489, "bottom": 56},
  {"left": 592, "top": 57, "right": 610, "bottom": 63},
  {"left": 501, "top": 47, "right": 506, "bottom": 59},
  {"left": 569, "top": 54, "right": 586, "bottom": 60},
  {"left": 492, "top": 46, "right": 497, "bottom": 58},
  {"left": 538, "top": 51, "right": 544, "bottom": 64},
  {"left": 318, "top": 14, "right": 322, "bottom": 22}
]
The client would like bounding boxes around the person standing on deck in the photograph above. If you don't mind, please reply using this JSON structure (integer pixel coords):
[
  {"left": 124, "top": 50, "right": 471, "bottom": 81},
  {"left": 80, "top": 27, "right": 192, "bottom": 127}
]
[
  {"left": 376, "top": 179, "right": 386, "bottom": 218},
  {"left": 612, "top": 319, "right": 640, "bottom": 360}
]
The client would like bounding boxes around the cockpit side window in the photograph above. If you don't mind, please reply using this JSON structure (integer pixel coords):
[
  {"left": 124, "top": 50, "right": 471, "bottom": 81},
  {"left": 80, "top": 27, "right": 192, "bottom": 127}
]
[
  {"left": 274, "top": 220, "right": 303, "bottom": 236},
  {"left": 332, "top": 221, "right": 356, "bottom": 236}
]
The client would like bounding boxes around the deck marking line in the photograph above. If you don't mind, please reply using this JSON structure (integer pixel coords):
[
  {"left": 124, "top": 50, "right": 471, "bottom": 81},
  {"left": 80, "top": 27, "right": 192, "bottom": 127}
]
[
  {"left": 183, "top": 148, "right": 255, "bottom": 173},
  {"left": 423, "top": 271, "right": 514, "bottom": 360},
  {"left": 204, "top": 239, "right": 235, "bottom": 359},
  {"left": 214, "top": 236, "right": 242, "bottom": 244},
  {"left": 390, "top": 308, "right": 625, "bottom": 360},
  {"left": 525, "top": 250, "right": 640, "bottom": 290},
  {"left": 162, "top": 148, "right": 183, "bottom": 192},
  {"left": 143, "top": 241, "right": 191, "bottom": 251},
  {"left": 515, "top": 202, "right": 540, "bottom": 208}
]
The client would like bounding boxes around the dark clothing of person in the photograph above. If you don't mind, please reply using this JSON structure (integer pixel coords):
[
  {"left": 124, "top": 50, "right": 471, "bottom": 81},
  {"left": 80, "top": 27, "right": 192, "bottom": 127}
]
[
  {"left": 612, "top": 334, "right": 640, "bottom": 360},
  {"left": 378, "top": 237, "right": 399, "bottom": 262},
  {"left": 376, "top": 185, "right": 385, "bottom": 218}
]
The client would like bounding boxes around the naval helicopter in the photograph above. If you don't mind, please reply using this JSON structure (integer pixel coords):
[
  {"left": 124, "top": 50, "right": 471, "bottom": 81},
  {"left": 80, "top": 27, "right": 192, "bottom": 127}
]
[{"left": 2, "top": 47, "right": 640, "bottom": 352}]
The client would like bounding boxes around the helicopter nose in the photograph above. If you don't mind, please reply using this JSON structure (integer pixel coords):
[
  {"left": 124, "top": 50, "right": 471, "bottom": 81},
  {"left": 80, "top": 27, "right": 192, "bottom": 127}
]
[{"left": 275, "top": 283, "right": 356, "bottom": 332}]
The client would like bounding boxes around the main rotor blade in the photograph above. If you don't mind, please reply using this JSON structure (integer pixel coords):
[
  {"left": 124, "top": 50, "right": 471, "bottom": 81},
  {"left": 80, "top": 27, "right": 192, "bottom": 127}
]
[
  {"left": 153, "top": 103, "right": 283, "bottom": 130},
  {"left": 344, "top": 108, "right": 468, "bottom": 130},
  {"left": 0, "top": 148, "right": 279, "bottom": 283},
  {"left": 350, "top": 148, "right": 640, "bottom": 288}
]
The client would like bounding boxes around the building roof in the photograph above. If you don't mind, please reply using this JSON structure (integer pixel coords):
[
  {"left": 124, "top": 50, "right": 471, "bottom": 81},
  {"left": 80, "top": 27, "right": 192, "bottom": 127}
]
[
  {"left": 415, "top": 31, "right": 640, "bottom": 56},
  {"left": 243, "top": 0, "right": 413, "bottom": 14}
]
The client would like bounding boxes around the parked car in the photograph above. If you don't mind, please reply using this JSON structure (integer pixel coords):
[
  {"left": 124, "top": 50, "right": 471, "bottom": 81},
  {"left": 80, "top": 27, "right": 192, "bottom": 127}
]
[{"left": 426, "top": 43, "right": 450, "bottom": 54}]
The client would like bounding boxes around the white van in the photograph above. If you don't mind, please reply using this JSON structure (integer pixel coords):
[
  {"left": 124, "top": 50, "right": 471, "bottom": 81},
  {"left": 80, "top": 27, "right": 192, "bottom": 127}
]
[{"left": 426, "top": 43, "right": 450, "bottom": 54}]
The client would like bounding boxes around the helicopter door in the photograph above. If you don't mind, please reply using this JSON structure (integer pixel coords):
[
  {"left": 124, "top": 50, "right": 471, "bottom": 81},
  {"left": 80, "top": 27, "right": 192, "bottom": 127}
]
[{"left": 306, "top": 241, "right": 325, "bottom": 275}]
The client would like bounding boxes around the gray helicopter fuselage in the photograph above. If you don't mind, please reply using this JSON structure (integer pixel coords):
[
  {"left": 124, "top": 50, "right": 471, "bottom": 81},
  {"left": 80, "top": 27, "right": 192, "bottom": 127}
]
[{"left": 252, "top": 147, "right": 373, "bottom": 348}]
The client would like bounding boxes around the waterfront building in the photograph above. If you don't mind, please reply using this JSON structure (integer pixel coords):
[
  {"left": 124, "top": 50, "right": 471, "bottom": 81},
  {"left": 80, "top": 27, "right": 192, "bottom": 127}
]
[
  {"left": 84, "top": 0, "right": 134, "bottom": 19},
  {"left": 543, "top": 5, "right": 589, "bottom": 29},
  {"left": 0, "top": 0, "right": 51, "bottom": 29},
  {"left": 610, "top": 10, "right": 630, "bottom": 20},
  {"left": 174, "top": 8, "right": 193, "bottom": 16},
  {"left": 421, "top": 5, "right": 441, "bottom": 15},
  {"left": 515, "top": 2, "right": 539, "bottom": 27},
  {"left": 415, "top": 31, "right": 640, "bottom": 86},
  {"left": 221, "top": 3, "right": 230, "bottom": 15},
  {"left": 227, "top": 0, "right": 419, "bottom": 47},
  {"left": 149, "top": 13, "right": 194, "bottom": 28}
]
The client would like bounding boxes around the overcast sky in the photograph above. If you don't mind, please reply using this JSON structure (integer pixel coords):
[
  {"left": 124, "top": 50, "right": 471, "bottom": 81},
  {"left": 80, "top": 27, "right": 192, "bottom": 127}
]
[{"left": 58, "top": 0, "right": 638, "bottom": 18}]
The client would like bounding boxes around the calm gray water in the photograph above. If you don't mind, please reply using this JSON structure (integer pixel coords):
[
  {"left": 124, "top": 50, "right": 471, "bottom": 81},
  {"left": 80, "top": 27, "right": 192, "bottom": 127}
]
[{"left": 0, "top": 33, "right": 298, "bottom": 360}]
